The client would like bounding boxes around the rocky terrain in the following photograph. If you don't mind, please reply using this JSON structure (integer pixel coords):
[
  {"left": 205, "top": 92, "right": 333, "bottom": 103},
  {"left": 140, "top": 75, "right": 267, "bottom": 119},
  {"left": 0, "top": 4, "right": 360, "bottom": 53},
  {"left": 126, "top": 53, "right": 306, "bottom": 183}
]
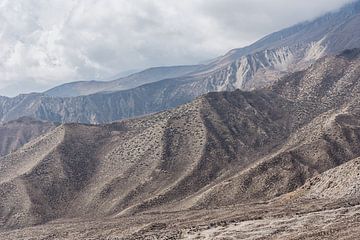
[
  {"left": 1, "top": 1, "right": 360, "bottom": 124},
  {"left": 0, "top": 117, "right": 58, "bottom": 157},
  {"left": 0, "top": 49, "right": 359, "bottom": 239}
]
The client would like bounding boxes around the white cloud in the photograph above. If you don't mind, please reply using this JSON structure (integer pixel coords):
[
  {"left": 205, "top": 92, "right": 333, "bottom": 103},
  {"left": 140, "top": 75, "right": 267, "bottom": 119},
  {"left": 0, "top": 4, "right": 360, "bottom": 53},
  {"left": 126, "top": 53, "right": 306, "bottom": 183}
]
[{"left": 0, "top": 0, "right": 355, "bottom": 96}]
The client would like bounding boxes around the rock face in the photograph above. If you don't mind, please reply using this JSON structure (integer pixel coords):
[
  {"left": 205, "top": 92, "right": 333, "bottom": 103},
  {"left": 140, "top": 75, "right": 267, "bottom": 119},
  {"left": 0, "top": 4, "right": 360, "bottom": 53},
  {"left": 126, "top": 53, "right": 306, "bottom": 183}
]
[
  {"left": 2, "top": 1, "right": 360, "bottom": 124},
  {"left": 0, "top": 50, "right": 359, "bottom": 236},
  {"left": 0, "top": 117, "right": 58, "bottom": 157}
]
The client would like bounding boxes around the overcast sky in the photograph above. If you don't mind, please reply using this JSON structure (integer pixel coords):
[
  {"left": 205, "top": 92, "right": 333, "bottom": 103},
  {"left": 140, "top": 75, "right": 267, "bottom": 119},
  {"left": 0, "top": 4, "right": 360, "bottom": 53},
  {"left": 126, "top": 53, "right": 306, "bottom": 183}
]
[{"left": 0, "top": 0, "right": 355, "bottom": 96}]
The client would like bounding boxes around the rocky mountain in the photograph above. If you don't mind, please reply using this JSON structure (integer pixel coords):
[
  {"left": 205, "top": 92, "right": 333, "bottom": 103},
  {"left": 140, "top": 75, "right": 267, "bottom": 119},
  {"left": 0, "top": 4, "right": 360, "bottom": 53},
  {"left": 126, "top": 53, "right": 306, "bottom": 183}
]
[
  {"left": 44, "top": 65, "right": 202, "bottom": 97},
  {"left": 0, "top": 50, "right": 359, "bottom": 239},
  {"left": 1, "top": 1, "right": 360, "bottom": 124},
  {"left": 0, "top": 117, "right": 58, "bottom": 157},
  {"left": 0, "top": 77, "right": 202, "bottom": 123},
  {"left": 200, "top": 0, "right": 360, "bottom": 90}
]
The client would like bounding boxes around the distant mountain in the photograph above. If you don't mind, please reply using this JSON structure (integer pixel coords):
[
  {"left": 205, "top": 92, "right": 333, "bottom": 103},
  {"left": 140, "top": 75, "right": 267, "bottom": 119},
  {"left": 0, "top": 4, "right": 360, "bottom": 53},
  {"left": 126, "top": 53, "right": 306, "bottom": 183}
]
[
  {"left": 212, "top": 1, "right": 360, "bottom": 66},
  {"left": 44, "top": 65, "right": 202, "bottom": 97},
  {"left": 1, "top": 1, "right": 360, "bottom": 124},
  {"left": 0, "top": 77, "right": 201, "bottom": 123},
  {"left": 0, "top": 50, "right": 359, "bottom": 234},
  {"left": 199, "top": 0, "right": 360, "bottom": 89}
]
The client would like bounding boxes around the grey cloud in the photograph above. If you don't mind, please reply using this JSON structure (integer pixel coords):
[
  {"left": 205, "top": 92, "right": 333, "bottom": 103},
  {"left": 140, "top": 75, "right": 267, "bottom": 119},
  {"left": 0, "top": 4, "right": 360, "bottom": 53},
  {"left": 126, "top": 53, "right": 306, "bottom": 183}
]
[{"left": 199, "top": 0, "right": 355, "bottom": 41}]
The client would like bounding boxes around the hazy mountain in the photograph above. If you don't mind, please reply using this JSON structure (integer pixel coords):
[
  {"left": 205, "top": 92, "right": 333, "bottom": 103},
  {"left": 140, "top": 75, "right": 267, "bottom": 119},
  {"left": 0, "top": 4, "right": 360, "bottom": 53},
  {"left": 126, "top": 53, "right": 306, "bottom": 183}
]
[
  {"left": 1, "top": 1, "right": 360, "bottom": 124},
  {"left": 199, "top": 0, "right": 360, "bottom": 89},
  {"left": 0, "top": 77, "right": 201, "bottom": 123},
  {"left": 212, "top": 1, "right": 360, "bottom": 66},
  {"left": 44, "top": 65, "right": 202, "bottom": 97},
  {"left": 0, "top": 50, "right": 359, "bottom": 239}
]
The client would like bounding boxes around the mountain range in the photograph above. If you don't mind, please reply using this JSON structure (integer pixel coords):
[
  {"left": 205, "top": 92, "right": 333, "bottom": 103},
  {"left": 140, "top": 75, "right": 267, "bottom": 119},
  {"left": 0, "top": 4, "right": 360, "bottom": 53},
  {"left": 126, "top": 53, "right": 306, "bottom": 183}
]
[
  {"left": 1, "top": 2, "right": 360, "bottom": 239},
  {"left": 1, "top": 1, "right": 360, "bottom": 124},
  {"left": 0, "top": 49, "right": 360, "bottom": 239}
]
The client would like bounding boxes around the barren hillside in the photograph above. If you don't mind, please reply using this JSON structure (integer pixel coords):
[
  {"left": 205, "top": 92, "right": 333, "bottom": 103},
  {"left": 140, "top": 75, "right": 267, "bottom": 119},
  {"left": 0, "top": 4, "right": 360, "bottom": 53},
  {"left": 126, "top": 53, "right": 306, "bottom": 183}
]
[
  {"left": 0, "top": 117, "right": 58, "bottom": 157},
  {"left": 0, "top": 50, "right": 359, "bottom": 239}
]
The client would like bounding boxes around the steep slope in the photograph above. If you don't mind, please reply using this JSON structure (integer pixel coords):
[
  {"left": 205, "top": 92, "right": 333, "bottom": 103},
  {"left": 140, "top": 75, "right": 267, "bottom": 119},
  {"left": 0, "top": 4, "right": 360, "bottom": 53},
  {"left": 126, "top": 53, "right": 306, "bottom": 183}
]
[
  {"left": 44, "top": 65, "right": 202, "bottom": 97},
  {"left": 0, "top": 117, "right": 58, "bottom": 157},
  {"left": 194, "top": 0, "right": 360, "bottom": 90},
  {"left": 0, "top": 128, "right": 65, "bottom": 227},
  {"left": 1, "top": 50, "right": 360, "bottom": 233},
  {"left": 209, "top": 0, "right": 360, "bottom": 68}
]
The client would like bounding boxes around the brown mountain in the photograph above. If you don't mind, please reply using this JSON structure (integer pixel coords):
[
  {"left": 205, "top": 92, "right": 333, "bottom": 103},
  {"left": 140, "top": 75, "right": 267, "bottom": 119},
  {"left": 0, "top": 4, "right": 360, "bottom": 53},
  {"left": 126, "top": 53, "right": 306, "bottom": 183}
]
[
  {"left": 0, "top": 50, "right": 360, "bottom": 239},
  {"left": 0, "top": 117, "right": 58, "bottom": 157}
]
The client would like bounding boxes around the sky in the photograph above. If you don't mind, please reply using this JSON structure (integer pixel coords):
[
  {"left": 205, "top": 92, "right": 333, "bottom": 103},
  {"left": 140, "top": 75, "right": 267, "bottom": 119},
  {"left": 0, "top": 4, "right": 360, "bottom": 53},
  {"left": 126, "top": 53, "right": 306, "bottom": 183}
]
[{"left": 0, "top": 0, "right": 355, "bottom": 97}]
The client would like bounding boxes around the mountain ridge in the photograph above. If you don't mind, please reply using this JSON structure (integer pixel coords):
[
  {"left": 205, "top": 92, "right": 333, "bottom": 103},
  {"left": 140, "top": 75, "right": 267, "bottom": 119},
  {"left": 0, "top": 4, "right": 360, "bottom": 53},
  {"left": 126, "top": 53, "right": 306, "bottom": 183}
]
[{"left": 44, "top": 65, "right": 202, "bottom": 97}]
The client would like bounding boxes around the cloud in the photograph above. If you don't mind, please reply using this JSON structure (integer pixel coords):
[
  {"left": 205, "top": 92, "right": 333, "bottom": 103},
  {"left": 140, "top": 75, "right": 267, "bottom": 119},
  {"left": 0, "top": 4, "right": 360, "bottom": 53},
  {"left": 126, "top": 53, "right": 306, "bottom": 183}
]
[{"left": 0, "top": 0, "right": 355, "bottom": 96}]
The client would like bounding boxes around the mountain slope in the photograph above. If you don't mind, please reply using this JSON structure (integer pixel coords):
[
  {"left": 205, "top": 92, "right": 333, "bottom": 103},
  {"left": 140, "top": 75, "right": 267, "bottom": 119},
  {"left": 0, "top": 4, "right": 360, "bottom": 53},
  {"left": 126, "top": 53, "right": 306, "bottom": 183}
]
[
  {"left": 199, "top": 0, "right": 360, "bottom": 90},
  {"left": 1, "top": 90, "right": 292, "bottom": 228},
  {"left": 211, "top": 0, "right": 360, "bottom": 66},
  {"left": 1, "top": 50, "right": 359, "bottom": 233},
  {"left": 0, "top": 117, "right": 58, "bottom": 157}
]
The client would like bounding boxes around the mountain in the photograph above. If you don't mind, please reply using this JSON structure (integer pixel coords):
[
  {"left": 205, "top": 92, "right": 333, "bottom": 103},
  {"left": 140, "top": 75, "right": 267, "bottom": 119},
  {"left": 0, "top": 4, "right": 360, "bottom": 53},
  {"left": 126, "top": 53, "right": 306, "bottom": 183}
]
[
  {"left": 212, "top": 1, "right": 360, "bottom": 65},
  {"left": 200, "top": 0, "right": 360, "bottom": 89},
  {"left": 0, "top": 50, "right": 359, "bottom": 239},
  {"left": 44, "top": 65, "right": 202, "bottom": 97},
  {"left": 0, "top": 117, "right": 58, "bottom": 157},
  {"left": 0, "top": 77, "right": 201, "bottom": 123},
  {"left": 1, "top": 1, "right": 360, "bottom": 124}
]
